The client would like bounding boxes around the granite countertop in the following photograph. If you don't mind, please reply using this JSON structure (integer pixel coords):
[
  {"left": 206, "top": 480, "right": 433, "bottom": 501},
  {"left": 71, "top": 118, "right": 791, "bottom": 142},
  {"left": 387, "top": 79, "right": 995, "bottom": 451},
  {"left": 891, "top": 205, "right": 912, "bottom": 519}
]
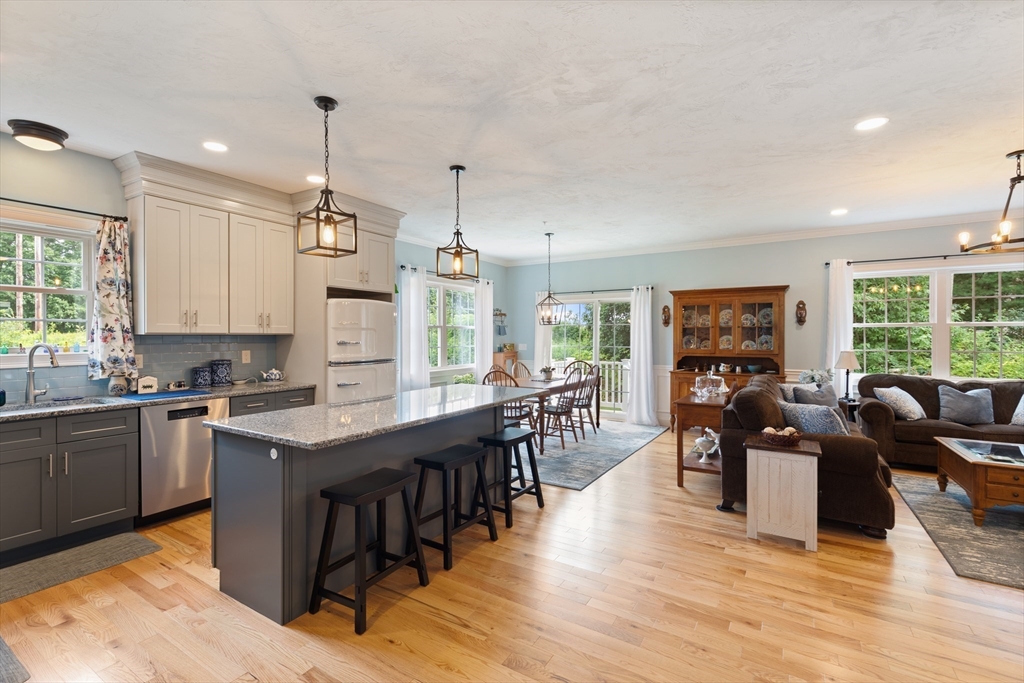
[
  {"left": 0, "top": 381, "right": 316, "bottom": 423},
  {"left": 203, "top": 384, "right": 544, "bottom": 450}
]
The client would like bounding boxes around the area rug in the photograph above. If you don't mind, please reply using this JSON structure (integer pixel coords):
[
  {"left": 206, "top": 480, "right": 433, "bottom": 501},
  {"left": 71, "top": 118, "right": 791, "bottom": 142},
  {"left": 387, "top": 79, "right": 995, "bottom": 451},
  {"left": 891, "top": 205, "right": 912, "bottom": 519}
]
[
  {"left": 0, "top": 637, "right": 29, "bottom": 683},
  {"left": 0, "top": 533, "right": 161, "bottom": 603},
  {"left": 526, "top": 421, "right": 667, "bottom": 490},
  {"left": 892, "top": 473, "right": 1023, "bottom": 589}
]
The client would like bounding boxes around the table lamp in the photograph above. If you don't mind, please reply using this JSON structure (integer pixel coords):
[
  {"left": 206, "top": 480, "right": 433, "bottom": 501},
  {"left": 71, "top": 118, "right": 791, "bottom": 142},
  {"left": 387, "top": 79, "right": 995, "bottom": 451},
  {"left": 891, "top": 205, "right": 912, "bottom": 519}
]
[{"left": 835, "top": 350, "right": 861, "bottom": 402}]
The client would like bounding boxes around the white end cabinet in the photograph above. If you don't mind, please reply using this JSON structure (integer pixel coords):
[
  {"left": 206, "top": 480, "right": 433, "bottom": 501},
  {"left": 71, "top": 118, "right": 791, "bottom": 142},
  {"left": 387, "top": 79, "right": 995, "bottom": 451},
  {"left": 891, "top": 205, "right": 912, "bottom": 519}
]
[
  {"left": 136, "top": 197, "right": 229, "bottom": 334},
  {"left": 326, "top": 230, "right": 394, "bottom": 293},
  {"left": 229, "top": 216, "right": 294, "bottom": 334}
]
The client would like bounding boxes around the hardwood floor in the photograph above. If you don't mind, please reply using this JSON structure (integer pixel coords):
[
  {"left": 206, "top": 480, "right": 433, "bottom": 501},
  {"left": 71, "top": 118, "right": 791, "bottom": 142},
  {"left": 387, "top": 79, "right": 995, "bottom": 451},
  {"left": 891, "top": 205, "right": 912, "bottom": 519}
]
[{"left": 2, "top": 430, "right": 1022, "bottom": 682}]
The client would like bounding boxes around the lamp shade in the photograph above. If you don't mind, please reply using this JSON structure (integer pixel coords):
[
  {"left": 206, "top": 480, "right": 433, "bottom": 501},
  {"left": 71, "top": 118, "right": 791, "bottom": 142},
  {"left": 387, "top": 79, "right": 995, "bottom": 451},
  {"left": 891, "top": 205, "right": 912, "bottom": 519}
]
[{"left": 835, "top": 350, "right": 861, "bottom": 371}]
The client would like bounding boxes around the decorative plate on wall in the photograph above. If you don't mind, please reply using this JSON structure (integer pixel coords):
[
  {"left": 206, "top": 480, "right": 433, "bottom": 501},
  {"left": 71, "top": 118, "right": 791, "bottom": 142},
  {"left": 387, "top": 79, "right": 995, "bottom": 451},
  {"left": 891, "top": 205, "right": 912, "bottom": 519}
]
[
  {"left": 719, "top": 309, "right": 733, "bottom": 326},
  {"left": 719, "top": 335, "right": 732, "bottom": 349}
]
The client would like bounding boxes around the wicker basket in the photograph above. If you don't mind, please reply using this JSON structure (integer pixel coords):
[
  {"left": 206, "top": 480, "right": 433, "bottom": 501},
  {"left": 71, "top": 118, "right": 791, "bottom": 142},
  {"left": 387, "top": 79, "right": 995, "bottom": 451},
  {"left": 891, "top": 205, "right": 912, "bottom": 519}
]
[{"left": 760, "top": 431, "right": 803, "bottom": 448}]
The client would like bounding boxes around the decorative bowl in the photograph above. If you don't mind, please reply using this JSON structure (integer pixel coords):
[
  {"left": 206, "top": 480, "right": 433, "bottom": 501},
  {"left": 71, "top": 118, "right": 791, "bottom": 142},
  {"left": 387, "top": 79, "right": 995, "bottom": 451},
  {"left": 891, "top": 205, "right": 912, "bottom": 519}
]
[
  {"left": 761, "top": 431, "right": 803, "bottom": 447},
  {"left": 746, "top": 364, "right": 762, "bottom": 373}
]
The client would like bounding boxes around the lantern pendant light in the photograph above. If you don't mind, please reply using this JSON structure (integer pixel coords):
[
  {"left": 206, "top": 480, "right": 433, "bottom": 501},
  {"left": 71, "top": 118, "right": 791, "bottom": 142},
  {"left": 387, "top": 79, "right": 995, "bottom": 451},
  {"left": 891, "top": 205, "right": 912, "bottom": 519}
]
[
  {"left": 536, "top": 232, "right": 564, "bottom": 325},
  {"left": 436, "top": 165, "right": 479, "bottom": 280},
  {"left": 296, "top": 96, "right": 358, "bottom": 258}
]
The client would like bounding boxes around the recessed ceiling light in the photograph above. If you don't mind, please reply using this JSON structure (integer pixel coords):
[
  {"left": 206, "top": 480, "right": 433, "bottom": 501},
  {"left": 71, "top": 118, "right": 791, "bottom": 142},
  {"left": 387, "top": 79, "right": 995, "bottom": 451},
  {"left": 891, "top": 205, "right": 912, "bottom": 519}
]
[
  {"left": 202, "top": 141, "right": 228, "bottom": 152},
  {"left": 8, "top": 119, "right": 68, "bottom": 151},
  {"left": 854, "top": 117, "right": 889, "bottom": 131},
  {"left": 306, "top": 175, "right": 325, "bottom": 184},
  {"left": 831, "top": 208, "right": 848, "bottom": 216}
]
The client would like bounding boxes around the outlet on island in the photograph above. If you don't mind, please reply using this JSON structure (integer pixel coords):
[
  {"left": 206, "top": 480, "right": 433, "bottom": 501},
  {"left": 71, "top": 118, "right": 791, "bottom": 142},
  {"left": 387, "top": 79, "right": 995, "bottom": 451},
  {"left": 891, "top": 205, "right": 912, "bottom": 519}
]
[{"left": 241, "top": 350, "right": 251, "bottom": 364}]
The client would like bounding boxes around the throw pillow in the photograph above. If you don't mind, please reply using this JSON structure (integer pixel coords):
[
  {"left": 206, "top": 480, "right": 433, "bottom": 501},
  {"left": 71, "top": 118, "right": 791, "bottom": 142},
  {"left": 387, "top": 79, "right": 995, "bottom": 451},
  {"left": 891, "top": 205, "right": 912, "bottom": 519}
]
[
  {"left": 778, "top": 383, "right": 821, "bottom": 403},
  {"left": 874, "top": 386, "right": 927, "bottom": 421},
  {"left": 778, "top": 401, "right": 851, "bottom": 436},
  {"left": 1012, "top": 394, "right": 1024, "bottom": 426},
  {"left": 793, "top": 384, "right": 839, "bottom": 407},
  {"left": 938, "top": 385, "right": 994, "bottom": 425}
]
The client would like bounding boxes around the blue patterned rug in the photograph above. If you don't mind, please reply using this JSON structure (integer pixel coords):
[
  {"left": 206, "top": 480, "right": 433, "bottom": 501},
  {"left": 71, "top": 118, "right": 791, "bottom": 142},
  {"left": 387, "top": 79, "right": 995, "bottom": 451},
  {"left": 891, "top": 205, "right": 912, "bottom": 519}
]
[
  {"left": 527, "top": 421, "right": 667, "bottom": 490},
  {"left": 892, "top": 473, "right": 1023, "bottom": 589}
]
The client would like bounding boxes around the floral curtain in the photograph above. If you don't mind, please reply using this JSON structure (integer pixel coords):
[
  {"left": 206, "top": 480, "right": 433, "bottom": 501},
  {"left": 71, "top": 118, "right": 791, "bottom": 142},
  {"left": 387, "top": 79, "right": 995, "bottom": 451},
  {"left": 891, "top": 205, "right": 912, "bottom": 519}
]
[{"left": 88, "top": 220, "right": 137, "bottom": 379}]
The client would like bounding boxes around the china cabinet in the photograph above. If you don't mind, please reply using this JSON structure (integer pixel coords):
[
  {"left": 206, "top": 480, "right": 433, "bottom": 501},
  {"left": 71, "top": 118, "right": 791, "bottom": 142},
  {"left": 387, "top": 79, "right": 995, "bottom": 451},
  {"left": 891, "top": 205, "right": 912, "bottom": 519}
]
[{"left": 669, "top": 285, "right": 789, "bottom": 431}]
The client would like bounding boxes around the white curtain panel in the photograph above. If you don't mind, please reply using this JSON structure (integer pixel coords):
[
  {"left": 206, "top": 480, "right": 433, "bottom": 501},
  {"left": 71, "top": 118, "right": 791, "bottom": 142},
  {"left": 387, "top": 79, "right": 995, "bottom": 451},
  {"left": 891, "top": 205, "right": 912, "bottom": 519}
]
[
  {"left": 474, "top": 279, "right": 494, "bottom": 383},
  {"left": 825, "top": 258, "right": 854, "bottom": 397},
  {"left": 398, "top": 265, "right": 429, "bottom": 391},
  {"left": 533, "top": 291, "right": 553, "bottom": 370},
  {"left": 626, "top": 285, "right": 659, "bottom": 425}
]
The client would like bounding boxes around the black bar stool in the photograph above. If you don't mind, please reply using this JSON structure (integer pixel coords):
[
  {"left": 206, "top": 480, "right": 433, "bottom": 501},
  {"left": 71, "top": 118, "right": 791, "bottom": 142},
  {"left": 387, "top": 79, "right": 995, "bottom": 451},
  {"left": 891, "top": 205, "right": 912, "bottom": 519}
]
[
  {"left": 411, "top": 444, "right": 498, "bottom": 570},
  {"left": 477, "top": 427, "right": 544, "bottom": 528},
  {"left": 309, "top": 467, "right": 429, "bottom": 634}
]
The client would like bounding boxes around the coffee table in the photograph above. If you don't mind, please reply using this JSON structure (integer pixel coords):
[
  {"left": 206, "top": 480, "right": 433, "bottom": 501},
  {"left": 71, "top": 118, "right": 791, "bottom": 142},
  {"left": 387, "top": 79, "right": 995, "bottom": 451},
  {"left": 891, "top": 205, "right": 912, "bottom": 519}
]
[
  {"left": 673, "top": 395, "right": 728, "bottom": 487},
  {"left": 935, "top": 437, "right": 1024, "bottom": 526}
]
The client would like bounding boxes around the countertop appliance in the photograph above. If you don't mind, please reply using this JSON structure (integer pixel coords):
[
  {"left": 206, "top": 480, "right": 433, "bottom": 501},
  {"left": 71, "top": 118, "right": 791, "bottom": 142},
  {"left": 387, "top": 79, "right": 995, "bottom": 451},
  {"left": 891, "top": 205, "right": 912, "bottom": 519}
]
[
  {"left": 326, "top": 299, "right": 396, "bottom": 403},
  {"left": 140, "top": 396, "right": 228, "bottom": 516}
]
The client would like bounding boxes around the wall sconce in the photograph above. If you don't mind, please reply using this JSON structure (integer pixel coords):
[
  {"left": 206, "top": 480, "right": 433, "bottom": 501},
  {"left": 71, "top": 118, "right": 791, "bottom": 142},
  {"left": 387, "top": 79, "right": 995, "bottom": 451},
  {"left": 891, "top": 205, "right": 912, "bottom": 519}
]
[
  {"left": 661, "top": 305, "right": 671, "bottom": 327},
  {"left": 795, "top": 300, "right": 807, "bottom": 326}
]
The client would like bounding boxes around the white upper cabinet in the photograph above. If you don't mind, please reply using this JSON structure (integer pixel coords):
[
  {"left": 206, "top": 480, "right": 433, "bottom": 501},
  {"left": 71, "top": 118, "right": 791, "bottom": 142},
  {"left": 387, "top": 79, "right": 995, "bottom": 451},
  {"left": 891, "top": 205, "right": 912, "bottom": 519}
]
[
  {"left": 136, "top": 198, "right": 228, "bottom": 334},
  {"left": 229, "top": 216, "right": 294, "bottom": 335},
  {"left": 326, "top": 230, "right": 394, "bottom": 293}
]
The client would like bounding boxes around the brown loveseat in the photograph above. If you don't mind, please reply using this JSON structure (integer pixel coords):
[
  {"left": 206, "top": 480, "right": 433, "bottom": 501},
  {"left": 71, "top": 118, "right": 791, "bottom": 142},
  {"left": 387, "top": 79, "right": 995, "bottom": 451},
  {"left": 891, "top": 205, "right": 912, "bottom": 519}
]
[
  {"left": 858, "top": 375, "right": 1024, "bottom": 467},
  {"left": 719, "top": 375, "right": 895, "bottom": 538}
]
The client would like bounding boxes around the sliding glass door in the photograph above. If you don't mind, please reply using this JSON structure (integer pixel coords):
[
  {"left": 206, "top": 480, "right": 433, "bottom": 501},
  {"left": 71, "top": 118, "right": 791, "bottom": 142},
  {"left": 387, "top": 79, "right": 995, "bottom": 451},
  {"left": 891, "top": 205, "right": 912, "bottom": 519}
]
[{"left": 550, "top": 299, "right": 631, "bottom": 413}]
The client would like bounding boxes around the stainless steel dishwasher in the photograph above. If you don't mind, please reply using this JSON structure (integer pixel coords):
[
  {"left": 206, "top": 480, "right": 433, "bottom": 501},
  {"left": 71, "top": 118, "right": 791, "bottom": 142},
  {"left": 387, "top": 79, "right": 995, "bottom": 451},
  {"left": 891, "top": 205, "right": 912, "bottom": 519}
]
[{"left": 140, "top": 397, "right": 229, "bottom": 517}]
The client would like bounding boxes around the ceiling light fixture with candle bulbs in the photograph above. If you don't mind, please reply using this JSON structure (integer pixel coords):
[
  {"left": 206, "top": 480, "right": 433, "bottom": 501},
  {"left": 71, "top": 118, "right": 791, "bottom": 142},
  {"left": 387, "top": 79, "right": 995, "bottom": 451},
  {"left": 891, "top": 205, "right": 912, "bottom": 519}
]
[
  {"left": 436, "top": 165, "right": 479, "bottom": 280},
  {"left": 296, "top": 96, "right": 357, "bottom": 258},
  {"left": 957, "top": 150, "right": 1024, "bottom": 254}
]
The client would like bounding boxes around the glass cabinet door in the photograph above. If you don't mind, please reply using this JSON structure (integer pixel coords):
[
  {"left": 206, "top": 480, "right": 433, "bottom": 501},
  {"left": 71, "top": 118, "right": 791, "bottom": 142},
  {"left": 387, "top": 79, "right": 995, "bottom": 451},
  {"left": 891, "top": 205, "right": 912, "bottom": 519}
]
[
  {"left": 680, "top": 303, "right": 713, "bottom": 353},
  {"left": 738, "top": 300, "right": 775, "bottom": 353},
  {"left": 716, "top": 301, "right": 734, "bottom": 352}
]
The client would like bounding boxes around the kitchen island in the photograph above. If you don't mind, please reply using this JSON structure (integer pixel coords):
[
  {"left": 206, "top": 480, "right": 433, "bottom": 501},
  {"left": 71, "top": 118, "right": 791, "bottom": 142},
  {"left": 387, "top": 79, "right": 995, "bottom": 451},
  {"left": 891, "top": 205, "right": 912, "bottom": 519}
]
[{"left": 204, "top": 384, "right": 543, "bottom": 624}]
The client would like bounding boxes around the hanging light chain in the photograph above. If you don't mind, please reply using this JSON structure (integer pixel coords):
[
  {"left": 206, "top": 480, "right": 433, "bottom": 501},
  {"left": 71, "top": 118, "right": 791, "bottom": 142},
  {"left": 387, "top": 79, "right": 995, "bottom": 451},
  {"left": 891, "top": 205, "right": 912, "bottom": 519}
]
[
  {"left": 323, "top": 108, "right": 330, "bottom": 188},
  {"left": 454, "top": 168, "right": 461, "bottom": 231},
  {"left": 547, "top": 233, "right": 552, "bottom": 293}
]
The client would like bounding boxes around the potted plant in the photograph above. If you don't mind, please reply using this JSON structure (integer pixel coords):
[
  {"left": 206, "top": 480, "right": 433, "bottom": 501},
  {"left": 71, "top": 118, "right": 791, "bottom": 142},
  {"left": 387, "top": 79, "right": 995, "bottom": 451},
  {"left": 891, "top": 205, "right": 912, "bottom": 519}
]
[{"left": 540, "top": 366, "right": 555, "bottom": 381}]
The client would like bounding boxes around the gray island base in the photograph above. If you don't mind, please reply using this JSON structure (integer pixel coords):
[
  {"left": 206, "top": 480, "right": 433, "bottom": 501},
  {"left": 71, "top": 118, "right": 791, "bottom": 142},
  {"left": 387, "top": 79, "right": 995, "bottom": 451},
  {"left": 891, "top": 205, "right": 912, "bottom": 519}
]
[{"left": 205, "top": 385, "right": 543, "bottom": 625}]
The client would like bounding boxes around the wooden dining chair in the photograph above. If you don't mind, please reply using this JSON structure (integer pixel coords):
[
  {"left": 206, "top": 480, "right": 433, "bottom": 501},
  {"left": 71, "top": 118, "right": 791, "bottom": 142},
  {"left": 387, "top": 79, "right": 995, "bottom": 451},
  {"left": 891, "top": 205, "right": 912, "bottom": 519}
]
[
  {"left": 511, "top": 361, "right": 531, "bottom": 381},
  {"left": 542, "top": 367, "right": 585, "bottom": 449},
  {"left": 563, "top": 359, "right": 593, "bottom": 378},
  {"left": 571, "top": 365, "right": 600, "bottom": 438},
  {"left": 482, "top": 370, "right": 537, "bottom": 435}
]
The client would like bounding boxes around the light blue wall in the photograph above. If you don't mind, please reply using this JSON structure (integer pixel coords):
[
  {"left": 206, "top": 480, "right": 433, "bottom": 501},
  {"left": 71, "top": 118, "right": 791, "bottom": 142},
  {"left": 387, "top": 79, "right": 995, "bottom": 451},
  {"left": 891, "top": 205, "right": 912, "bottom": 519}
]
[
  {"left": 0, "top": 132, "right": 126, "bottom": 215},
  {"left": 505, "top": 221, "right": 997, "bottom": 369}
]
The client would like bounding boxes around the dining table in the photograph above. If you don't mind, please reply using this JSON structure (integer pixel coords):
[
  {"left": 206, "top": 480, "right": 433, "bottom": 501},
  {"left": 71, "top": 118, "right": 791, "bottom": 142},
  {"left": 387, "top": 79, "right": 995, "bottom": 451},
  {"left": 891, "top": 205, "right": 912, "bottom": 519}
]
[{"left": 515, "top": 373, "right": 596, "bottom": 454}]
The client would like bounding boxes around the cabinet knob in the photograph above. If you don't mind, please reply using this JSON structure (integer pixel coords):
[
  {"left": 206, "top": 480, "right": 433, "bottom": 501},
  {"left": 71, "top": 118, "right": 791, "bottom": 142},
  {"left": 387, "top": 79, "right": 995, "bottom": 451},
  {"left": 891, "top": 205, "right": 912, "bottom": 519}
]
[
  {"left": 1014, "top": 475, "right": 1020, "bottom": 481},
  {"left": 1014, "top": 492, "right": 1020, "bottom": 498}
]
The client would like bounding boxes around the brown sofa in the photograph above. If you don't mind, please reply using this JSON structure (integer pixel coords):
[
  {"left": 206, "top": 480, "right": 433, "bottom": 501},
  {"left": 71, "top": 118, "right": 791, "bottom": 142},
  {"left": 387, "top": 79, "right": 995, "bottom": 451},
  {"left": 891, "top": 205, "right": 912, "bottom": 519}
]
[
  {"left": 719, "top": 375, "right": 895, "bottom": 538},
  {"left": 857, "top": 375, "right": 1024, "bottom": 467}
]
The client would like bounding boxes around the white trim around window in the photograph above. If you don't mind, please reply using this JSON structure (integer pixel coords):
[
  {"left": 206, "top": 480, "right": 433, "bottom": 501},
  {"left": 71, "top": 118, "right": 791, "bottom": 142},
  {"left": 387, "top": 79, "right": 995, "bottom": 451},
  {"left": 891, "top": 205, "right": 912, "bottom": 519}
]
[{"left": 426, "top": 276, "right": 476, "bottom": 374}]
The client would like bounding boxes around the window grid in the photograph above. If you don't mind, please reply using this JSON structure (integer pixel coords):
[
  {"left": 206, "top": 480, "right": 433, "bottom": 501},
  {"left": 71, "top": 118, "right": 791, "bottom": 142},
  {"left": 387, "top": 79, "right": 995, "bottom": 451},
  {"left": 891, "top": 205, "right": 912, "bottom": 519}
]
[
  {"left": 949, "top": 271, "right": 1024, "bottom": 379},
  {"left": 852, "top": 275, "right": 933, "bottom": 376},
  {"left": 426, "top": 283, "right": 475, "bottom": 370}
]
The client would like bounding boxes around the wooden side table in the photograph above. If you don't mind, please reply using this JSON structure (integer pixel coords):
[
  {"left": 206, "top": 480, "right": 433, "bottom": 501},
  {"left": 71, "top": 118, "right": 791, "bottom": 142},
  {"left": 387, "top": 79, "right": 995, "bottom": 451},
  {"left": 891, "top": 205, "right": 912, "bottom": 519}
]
[
  {"left": 743, "top": 435, "right": 822, "bottom": 551},
  {"left": 673, "top": 395, "right": 728, "bottom": 487},
  {"left": 492, "top": 350, "right": 517, "bottom": 373}
]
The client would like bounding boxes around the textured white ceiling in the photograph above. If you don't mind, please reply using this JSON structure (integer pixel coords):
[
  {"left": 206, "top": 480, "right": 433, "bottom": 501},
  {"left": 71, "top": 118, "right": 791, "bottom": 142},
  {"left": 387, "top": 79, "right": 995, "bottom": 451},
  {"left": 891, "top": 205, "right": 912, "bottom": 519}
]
[{"left": 1, "top": 1, "right": 1022, "bottom": 262}]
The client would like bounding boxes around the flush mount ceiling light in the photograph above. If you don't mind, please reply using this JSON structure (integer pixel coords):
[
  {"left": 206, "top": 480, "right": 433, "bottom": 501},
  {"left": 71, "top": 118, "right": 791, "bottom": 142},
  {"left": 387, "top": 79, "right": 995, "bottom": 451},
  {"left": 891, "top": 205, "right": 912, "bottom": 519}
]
[
  {"left": 306, "top": 175, "right": 325, "bottom": 184},
  {"left": 958, "top": 150, "right": 1024, "bottom": 254},
  {"left": 830, "top": 208, "right": 849, "bottom": 216},
  {"left": 536, "top": 231, "right": 564, "bottom": 326},
  {"left": 854, "top": 117, "right": 889, "bottom": 131},
  {"left": 436, "top": 165, "right": 479, "bottom": 280},
  {"left": 202, "top": 141, "right": 228, "bottom": 152},
  {"left": 296, "top": 96, "right": 357, "bottom": 258},
  {"left": 8, "top": 119, "right": 68, "bottom": 151}
]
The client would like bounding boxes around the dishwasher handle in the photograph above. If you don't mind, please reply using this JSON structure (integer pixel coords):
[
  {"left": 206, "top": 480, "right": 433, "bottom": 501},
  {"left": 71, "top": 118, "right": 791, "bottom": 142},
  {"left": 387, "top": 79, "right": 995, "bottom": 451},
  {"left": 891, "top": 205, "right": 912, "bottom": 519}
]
[{"left": 167, "top": 405, "right": 210, "bottom": 420}]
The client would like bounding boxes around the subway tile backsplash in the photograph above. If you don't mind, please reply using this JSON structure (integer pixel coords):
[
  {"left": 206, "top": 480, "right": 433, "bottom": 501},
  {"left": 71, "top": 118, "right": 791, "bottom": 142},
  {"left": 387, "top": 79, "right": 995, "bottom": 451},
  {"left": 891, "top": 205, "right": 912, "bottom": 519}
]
[{"left": 1, "top": 335, "right": 277, "bottom": 403}]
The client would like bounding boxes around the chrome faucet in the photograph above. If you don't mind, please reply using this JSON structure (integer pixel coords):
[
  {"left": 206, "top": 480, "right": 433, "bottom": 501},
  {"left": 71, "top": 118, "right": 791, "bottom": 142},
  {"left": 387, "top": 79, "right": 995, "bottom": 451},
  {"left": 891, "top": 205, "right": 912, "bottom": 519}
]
[{"left": 26, "top": 343, "right": 60, "bottom": 404}]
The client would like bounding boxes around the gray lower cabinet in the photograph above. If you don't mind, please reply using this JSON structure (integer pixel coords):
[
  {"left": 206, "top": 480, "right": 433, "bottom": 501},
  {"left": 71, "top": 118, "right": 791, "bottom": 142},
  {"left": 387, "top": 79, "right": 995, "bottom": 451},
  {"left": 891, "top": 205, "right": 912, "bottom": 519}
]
[
  {"left": 57, "top": 433, "right": 139, "bottom": 536},
  {"left": 229, "top": 388, "right": 314, "bottom": 416},
  {"left": 1, "top": 412, "right": 140, "bottom": 552},
  {"left": 0, "top": 445, "right": 57, "bottom": 552}
]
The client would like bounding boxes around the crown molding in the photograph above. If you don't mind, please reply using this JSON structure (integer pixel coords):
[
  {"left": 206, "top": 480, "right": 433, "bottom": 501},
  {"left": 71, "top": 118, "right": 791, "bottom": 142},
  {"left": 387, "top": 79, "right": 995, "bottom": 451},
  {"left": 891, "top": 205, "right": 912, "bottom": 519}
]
[
  {"left": 395, "top": 235, "right": 513, "bottom": 268},
  {"left": 506, "top": 210, "right": 1004, "bottom": 267}
]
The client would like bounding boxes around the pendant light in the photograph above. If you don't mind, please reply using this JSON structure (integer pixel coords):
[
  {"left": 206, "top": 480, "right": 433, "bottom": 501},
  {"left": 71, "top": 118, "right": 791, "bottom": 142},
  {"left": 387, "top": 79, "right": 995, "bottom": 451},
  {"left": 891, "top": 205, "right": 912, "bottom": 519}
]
[
  {"left": 8, "top": 119, "right": 68, "bottom": 151},
  {"left": 296, "top": 96, "right": 358, "bottom": 258},
  {"left": 536, "top": 231, "right": 564, "bottom": 325},
  {"left": 436, "top": 165, "right": 479, "bottom": 280},
  {"left": 957, "top": 150, "right": 1023, "bottom": 254}
]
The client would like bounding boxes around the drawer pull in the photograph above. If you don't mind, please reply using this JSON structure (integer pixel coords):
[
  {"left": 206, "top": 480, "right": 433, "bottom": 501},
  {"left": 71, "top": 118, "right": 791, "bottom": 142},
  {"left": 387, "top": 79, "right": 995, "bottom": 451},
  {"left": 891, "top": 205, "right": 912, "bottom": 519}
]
[
  {"left": 287, "top": 397, "right": 306, "bottom": 403},
  {"left": 245, "top": 401, "right": 268, "bottom": 408},
  {"left": 337, "top": 382, "right": 362, "bottom": 388},
  {"left": 49, "top": 453, "right": 53, "bottom": 478},
  {"left": 64, "top": 452, "right": 69, "bottom": 475},
  {"left": 336, "top": 340, "right": 361, "bottom": 346}
]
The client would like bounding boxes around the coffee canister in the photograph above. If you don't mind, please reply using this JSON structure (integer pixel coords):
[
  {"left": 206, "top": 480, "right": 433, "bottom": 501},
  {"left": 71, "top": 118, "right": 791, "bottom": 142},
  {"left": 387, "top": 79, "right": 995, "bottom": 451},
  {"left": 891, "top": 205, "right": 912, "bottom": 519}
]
[
  {"left": 210, "top": 359, "right": 232, "bottom": 387},
  {"left": 192, "top": 366, "right": 212, "bottom": 388}
]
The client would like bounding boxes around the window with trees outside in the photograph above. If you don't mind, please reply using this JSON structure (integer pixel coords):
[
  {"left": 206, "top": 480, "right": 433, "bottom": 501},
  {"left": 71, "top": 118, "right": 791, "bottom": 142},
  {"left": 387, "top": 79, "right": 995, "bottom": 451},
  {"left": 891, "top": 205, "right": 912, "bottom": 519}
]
[
  {"left": 551, "top": 301, "right": 631, "bottom": 363},
  {"left": 852, "top": 265, "right": 1023, "bottom": 380},
  {"left": 427, "top": 283, "right": 475, "bottom": 369},
  {"left": 0, "top": 227, "right": 90, "bottom": 352}
]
